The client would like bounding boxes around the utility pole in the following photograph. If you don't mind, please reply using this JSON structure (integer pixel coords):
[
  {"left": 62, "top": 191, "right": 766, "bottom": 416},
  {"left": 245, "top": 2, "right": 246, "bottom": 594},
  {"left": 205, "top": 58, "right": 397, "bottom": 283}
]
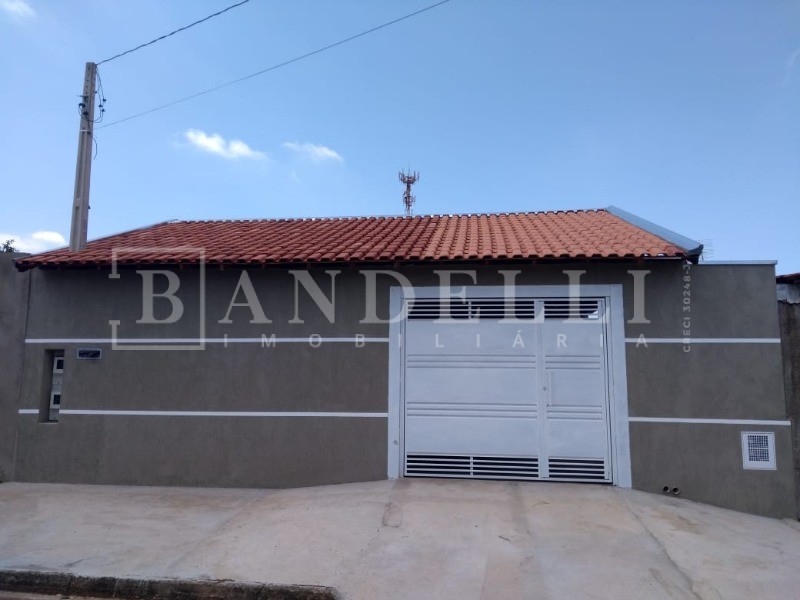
[
  {"left": 399, "top": 170, "right": 419, "bottom": 217},
  {"left": 69, "top": 62, "right": 97, "bottom": 252}
]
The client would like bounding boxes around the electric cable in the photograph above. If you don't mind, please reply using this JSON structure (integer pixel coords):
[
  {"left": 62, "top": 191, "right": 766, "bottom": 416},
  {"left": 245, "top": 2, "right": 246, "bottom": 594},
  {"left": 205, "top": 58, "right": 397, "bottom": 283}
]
[
  {"left": 97, "top": 0, "right": 252, "bottom": 65},
  {"left": 97, "top": 0, "right": 452, "bottom": 129},
  {"left": 92, "top": 69, "right": 107, "bottom": 124}
]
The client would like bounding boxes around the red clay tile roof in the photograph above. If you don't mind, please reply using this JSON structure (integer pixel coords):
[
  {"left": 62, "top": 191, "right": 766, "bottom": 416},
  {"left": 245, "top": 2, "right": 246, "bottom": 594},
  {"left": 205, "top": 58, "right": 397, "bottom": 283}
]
[{"left": 15, "top": 209, "right": 691, "bottom": 271}]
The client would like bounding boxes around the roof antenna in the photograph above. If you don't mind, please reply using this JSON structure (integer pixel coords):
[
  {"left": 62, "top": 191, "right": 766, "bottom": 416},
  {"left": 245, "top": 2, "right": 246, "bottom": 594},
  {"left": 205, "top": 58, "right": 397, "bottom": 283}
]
[{"left": 399, "top": 169, "right": 419, "bottom": 216}]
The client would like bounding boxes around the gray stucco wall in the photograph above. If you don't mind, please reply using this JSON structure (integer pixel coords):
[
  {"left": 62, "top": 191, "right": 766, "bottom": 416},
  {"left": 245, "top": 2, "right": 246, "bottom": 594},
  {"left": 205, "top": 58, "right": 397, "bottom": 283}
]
[
  {"left": 630, "top": 422, "right": 794, "bottom": 518},
  {"left": 624, "top": 263, "right": 794, "bottom": 518},
  {"left": 0, "top": 254, "right": 29, "bottom": 482},
  {"left": 778, "top": 293, "right": 800, "bottom": 517},
  {"left": 16, "top": 266, "right": 389, "bottom": 488},
  {"left": 9, "top": 260, "right": 794, "bottom": 517}
]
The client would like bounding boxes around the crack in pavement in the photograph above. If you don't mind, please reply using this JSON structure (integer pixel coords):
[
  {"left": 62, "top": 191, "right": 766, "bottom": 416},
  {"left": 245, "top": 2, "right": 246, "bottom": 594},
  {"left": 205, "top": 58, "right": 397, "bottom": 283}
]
[
  {"left": 615, "top": 489, "right": 705, "bottom": 600},
  {"left": 162, "top": 490, "right": 273, "bottom": 577}
]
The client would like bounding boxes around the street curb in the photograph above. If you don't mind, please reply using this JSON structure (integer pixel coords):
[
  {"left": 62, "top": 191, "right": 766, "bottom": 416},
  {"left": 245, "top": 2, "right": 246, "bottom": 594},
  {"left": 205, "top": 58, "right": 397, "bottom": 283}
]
[{"left": 0, "top": 570, "right": 341, "bottom": 600}]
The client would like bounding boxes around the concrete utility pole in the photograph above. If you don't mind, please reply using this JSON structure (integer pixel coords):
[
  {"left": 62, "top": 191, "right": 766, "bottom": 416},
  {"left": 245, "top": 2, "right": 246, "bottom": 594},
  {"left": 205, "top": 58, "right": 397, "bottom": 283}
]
[{"left": 69, "top": 62, "right": 97, "bottom": 252}]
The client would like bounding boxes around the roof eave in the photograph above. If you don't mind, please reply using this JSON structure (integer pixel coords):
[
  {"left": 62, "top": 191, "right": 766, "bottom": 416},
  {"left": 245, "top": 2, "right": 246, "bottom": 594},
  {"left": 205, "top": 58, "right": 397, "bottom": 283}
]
[
  {"left": 15, "top": 254, "right": 689, "bottom": 272},
  {"left": 606, "top": 205, "right": 704, "bottom": 262}
]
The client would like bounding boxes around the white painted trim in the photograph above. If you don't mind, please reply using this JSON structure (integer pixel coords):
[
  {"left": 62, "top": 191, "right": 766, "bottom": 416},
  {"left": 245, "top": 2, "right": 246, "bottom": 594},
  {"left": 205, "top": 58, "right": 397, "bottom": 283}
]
[
  {"left": 25, "top": 337, "right": 390, "bottom": 344},
  {"left": 387, "top": 288, "right": 403, "bottom": 479},
  {"left": 608, "top": 285, "right": 632, "bottom": 488},
  {"left": 18, "top": 409, "right": 388, "bottom": 418},
  {"left": 625, "top": 338, "right": 780, "bottom": 344},
  {"left": 629, "top": 417, "right": 791, "bottom": 426}
]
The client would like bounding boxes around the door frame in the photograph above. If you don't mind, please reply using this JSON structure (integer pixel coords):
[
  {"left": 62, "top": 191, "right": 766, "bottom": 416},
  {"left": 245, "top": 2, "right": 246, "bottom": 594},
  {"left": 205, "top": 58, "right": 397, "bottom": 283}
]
[{"left": 387, "top": 284, "right": 632, "bottom": 488}]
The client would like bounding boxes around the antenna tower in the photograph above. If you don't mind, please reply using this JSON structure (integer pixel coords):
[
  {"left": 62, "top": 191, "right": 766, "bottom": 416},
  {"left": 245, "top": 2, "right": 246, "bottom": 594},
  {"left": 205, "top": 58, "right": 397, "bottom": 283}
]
[{"left": 399, "top": 169, "right": 419, "bottom": 216}]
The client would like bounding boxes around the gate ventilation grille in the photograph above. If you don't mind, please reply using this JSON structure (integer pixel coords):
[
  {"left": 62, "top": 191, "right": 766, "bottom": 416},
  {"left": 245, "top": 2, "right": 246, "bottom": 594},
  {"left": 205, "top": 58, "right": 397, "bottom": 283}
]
[
  {"left": 405, "top": 454, "right": 539, "bottom": 480},
  {"left": 543, "top": 299, "right": 600, "bottom": 320},
  {"left": 408, "top": 298, "right": 535, "bottom": 320},
  {"left": 548, "top": 458, "right": 606, "bottom": 480}
]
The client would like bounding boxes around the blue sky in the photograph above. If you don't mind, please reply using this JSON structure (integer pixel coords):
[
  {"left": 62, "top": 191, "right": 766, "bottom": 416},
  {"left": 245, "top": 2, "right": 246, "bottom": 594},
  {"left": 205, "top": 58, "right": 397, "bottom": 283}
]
[{"left": 1, "top": 0, "right": 798, "bottom": 271}]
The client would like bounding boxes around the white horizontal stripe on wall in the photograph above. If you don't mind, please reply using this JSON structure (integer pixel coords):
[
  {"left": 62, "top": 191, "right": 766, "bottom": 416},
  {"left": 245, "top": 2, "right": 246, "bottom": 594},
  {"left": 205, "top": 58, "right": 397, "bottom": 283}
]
[
  {"left": 25, "top": 337, "right": 390, "bottom": 344},
  {"left": 18, "top": 409, "right": 388, "bottom": 418},
  {"left": 624, "top": 338, "right": 780, "bottom": 344},
  {"left": 20, "top": 412, "right": 785, "bottom": 424},
  {"left": 629, "top": 417, "right": 791, "bottom": 426}
]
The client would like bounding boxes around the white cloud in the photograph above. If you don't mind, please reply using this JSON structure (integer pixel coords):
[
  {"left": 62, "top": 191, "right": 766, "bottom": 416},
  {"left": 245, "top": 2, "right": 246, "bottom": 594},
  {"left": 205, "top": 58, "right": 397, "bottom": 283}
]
[
  {"left": 282, "top": 142, "right": 343, "bottom": 163},
  {"left": 0, "top": 0, "right": 36, "bottom": 19},
  {"left": 184, "top": 129, "right": 266, "bottom": 160},
  {"left": 0, "top": 230, "right": 65, "bottom": 253}
]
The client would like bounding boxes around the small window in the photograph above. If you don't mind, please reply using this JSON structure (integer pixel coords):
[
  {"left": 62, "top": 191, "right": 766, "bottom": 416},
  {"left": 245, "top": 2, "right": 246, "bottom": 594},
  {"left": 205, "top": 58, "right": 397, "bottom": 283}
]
[
  {"left": 42, "top": 350, "right": 64, "bottom": 423},
  {"left": 76, "top": 348, "right": 102, "bottom": 360},
  {"left": 741, "top": 432, "right": 776, "bottom": 470}
]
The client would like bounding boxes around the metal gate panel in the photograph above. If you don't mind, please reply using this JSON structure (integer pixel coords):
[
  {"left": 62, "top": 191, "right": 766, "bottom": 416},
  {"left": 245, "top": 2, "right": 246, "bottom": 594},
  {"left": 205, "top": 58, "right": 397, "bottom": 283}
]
[
  {"left": 402, "top": 296, "right": 612, "bottom": 483},
  {"left": 405, "top": 318, "right": 537, "bottom": 357},
  {"left": 404, "top": 364, "right": 539, "bottom": 456},
  {"left": 405, "top": 306, "right": 540, "bottom": 460},
  {"left": 540, "top": 299, "right": 611, "bottom": 480}
]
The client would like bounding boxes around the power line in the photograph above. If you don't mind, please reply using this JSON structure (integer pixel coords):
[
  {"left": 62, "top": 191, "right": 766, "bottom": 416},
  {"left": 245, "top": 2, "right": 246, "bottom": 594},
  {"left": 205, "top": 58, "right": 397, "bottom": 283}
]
[
  {"left": 97, "top": 0, "right": 252, "bottom": 66},
  {"left": 98, "top": 0, "right": 453, "bottom": 129},
  {"left": 92, "top": 69, "right": 107, "bottom": 124}
]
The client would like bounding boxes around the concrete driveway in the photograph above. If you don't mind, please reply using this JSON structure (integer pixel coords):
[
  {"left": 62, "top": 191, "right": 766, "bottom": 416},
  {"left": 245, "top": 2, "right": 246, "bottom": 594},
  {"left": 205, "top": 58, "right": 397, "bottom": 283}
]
[{"left": 0, "top": 479, "right": 799, "bottom": 599}]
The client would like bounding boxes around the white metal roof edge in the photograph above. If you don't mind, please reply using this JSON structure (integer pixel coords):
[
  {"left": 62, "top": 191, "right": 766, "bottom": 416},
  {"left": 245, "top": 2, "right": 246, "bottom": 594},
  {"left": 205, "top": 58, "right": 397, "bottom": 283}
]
[
  {"left": 700, "top": 260, "right": 778, "bottom": 265},
  {"left": 606, "top": 206, "right": 703, "bottom": 257}
]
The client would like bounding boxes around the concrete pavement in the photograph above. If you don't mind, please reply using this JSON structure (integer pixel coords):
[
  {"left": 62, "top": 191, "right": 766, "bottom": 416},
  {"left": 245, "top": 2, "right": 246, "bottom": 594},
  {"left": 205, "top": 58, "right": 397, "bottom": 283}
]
[{"left": 1, "top": 479, "right": 799, "bottom": 599}]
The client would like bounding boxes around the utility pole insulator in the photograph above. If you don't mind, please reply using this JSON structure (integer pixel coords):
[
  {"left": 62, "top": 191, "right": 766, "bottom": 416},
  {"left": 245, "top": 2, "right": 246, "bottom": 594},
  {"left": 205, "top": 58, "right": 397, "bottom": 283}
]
[
  {"left": 69, "top": 62, "right": 97, "bottom": 252},
  {"left": 399, "top": 170, "right": 419, "bottom": 217}
]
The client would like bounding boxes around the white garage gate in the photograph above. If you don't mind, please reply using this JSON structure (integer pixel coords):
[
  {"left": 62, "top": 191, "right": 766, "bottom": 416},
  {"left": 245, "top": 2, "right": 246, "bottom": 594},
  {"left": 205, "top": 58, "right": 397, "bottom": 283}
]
[{"left": 391, "top": 285, "right": 629, "bottom": 485}]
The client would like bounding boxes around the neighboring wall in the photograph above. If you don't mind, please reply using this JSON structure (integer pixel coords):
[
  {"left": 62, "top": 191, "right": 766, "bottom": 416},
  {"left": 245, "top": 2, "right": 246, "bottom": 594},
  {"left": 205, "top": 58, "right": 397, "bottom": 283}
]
[
  {"left": 10, "top": 261, "right": 795, "bottom": 517},
  {"left": 0, "top": 254, "right": 30, "bottom": 482},
  {"left": 778, "top": 282, "right": 800, "bottom": 518}
]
